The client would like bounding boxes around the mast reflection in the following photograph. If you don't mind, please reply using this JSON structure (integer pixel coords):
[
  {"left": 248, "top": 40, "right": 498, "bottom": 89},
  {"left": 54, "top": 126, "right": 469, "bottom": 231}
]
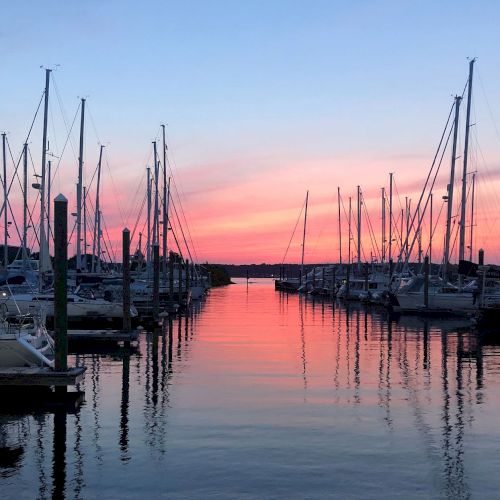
[
  {"left": 120, "top": 349, "right": 130, "bottom": 462},
  {"left": 51, "top": 409, "right": 67, "bottom": 499}
]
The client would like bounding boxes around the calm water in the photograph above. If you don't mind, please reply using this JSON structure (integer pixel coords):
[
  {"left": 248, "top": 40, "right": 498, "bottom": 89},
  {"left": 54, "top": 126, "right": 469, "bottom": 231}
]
[{"left": 1, "top": 278, "right": 500, "bottom": 499}]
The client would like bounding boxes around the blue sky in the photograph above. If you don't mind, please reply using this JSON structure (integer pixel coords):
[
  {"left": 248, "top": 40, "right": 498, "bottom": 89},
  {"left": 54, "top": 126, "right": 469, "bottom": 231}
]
[{"left": 3, "top": 0, "right": 500, "bottom": 157}]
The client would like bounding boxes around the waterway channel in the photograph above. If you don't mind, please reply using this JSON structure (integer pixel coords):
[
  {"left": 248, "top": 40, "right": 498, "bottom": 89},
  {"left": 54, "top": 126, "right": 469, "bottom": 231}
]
[{"left": 1, "top": 278, "right": 500, "bottom": 498}]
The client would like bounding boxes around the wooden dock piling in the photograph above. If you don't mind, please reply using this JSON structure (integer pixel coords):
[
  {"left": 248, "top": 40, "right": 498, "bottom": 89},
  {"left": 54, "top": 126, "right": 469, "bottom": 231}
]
[
  {"left": 54, "top": 194, "right": 68, "bottom": 372},
  {"left": 169, "top": 250, "right": 174, "bottom": 298},
  {"left": 178, "top": 258, "right": 183, "bottom": 298},
  {"left": 424, "top": 256, "right": 429, "bottom": 308},
  {"left": 153, "top": 242, "right": 160, "bottom": 320},
  {"left": 122, "top": 228, "right": 131, "bottom": 333}
]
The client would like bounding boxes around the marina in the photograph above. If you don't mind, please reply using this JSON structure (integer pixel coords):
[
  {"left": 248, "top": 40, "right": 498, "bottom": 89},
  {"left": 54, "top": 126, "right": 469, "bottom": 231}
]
[{"left": 2, "top": 2, "right": 500, "bottom": 498}]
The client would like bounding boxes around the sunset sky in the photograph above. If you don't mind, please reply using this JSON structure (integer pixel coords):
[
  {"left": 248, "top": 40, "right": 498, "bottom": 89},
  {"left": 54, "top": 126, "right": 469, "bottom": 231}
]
[{"left": 2, "top": 0, "right": 500, "bottom": 264}]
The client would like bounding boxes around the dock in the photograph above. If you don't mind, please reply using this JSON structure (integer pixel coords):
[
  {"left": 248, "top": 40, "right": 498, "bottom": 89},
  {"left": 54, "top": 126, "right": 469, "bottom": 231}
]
[
  {"left": 0, "top": 366, "right": 85, "bottom": 386},
  {"left": 65, "top": 329, "right": 140, "bottom": 344}
]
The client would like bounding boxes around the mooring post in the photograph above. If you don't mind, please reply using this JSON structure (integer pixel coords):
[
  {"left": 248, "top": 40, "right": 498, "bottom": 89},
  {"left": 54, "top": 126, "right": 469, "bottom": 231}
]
[
  {"left": 322, "top": 267, "right": 325, "bottom": 290},
  {"left": 346, "top": 264, "right": 350, "bottom": 298},
  {"left": 185, "top": 258, "right": 190, "bottom": 290},
  {"left": 364, "top": 263, "right": 369, "bottom": 292},
  {"left": 54, "top": 194, "right": 68, "bottom": 372},
  {"left": 424, "top": 255, "right": 429, "bottom": 308},
  {"left": 478, "top": 248, "right": 485, "bottom": 308},
  {"left": 178, "top": 259, "right": 183, "bottom": 299},
  {"left": 122, "top": 228, "right": 131, "bottom": 334},
  {"left": 169, "top": 251, "right": 174, "bottom": 300},
  {"left": 331, "top": 268, "right": 336, "bottom": 298},
  {"left": 153, "top": 242, "right": 160, "bottom": 320}
]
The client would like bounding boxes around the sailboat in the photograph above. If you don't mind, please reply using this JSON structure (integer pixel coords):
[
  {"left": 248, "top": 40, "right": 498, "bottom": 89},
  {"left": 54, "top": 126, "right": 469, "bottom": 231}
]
[
  {"left": 0, "top": 310, "right": 54, "bottom": 368},
  {"left": 0, "top": 285, "right": 138, "bottom": 321},
  {"left": 393, "top": 60, "right": 481, "bottom": 315},
  {"left": 275, "top": 191, "right": 309, "bottom": 292}
]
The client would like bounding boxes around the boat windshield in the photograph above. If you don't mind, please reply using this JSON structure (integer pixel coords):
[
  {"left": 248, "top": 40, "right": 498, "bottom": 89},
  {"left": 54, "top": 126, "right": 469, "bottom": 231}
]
[{"left": 74, "top": 286, "right": 96, "bottom": 300}]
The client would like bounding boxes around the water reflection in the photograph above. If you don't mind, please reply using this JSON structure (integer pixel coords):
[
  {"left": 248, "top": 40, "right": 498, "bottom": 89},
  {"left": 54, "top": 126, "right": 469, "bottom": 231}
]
[
  {"left": 119, "top": 349, "right": 130, "bottom": 462},
  {"left": 52, "top": 409, "right": 67, "bottom": 499},
  {"left": 0, "top": 416, "right": 26, "bottom": 478},
  {"left": 275, "top": 288, "right": 495, "bottom": 498},
  {"left": 1, "top": 285, "right": 500, "bottom": 498}
]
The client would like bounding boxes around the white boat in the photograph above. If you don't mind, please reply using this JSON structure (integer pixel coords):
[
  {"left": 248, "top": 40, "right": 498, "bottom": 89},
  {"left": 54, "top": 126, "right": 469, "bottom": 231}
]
[
  {"left": 0, "top": 314, "right": 54, "bottom": 368},
  {"left": 337, "top": 272, "right": 391, "bottom": 301},
  {"left": 393, "top": 275, "right": 476, "bottom": 314},
  {"left": 0, "top": 286, "right": 137, "bottom": 321}
]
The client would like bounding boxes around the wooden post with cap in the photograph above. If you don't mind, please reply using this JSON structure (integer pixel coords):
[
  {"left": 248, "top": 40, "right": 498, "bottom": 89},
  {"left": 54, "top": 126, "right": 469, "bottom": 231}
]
[
  {"left": 122, "top": 228, "right": 131, "bottom": 332},
  {"left": 54, "top": 194, "right": 68, "bottom": 372},
  {"left": 153, "top": 242, "right": 160, "bottom": 320}
]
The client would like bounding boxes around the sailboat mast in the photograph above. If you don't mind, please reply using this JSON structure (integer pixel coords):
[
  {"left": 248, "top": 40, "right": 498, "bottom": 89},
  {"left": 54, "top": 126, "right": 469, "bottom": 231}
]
[
  {"left": 92, "top": 145, "right": 104, "bottom": 273},
  {"left": 429, "top": 192, "right": 433, "bottom": 265},
  {"left": 47, "top": 160, "right": 51, "bottom": 255},
  {"left": 417, "top": 205, "right": 422, "bottom": 264},
  {"left": 337, "top": 187, "right": 342, "bottom": 265},
  {"left": 459, "top": 58, "right": 475, "bottom": 264},
  {"left": 348, "top": 197, "right": 352, "bottom": 265},
  {"left": 2, "top": 133, "right": 7, "bottom": 268},
  {"left": 443, "top": 95, "right": 462, "bottom": 281},
  {"left": 400, "top": 208, "right": 403, "bottom": 256},
  {"left": 469, "top": 172, "right": 476, "bottom": 262},
  {"left": 405, "top": 197, "right": 410, "bottom": 261},
  {"left": 138, "top": 232, "right": 142, "bottom": 271},
  {"left": 161, "top": 125, "right": 168, "bottom": 283},
  {"left": 381, "top": 187, "right": 385, "bottom": 263},
  {"left": 165, "top": 176, "right": 171, "bottom": 274},
  {"left": 146, "top": 167, "right": 151, "bottom": 269},
  {"left": 388, "top": 172, "right": 393, "bottom": 264},
  {"left": 83, "top": 185, "right": 87, "bottom": 271},
  {"left": 76, "top": 98, "right": 85, "bottom": 272},
  {"left": 39, "top": 68, "right": 51, "bottom": 290},
  {"left": 300, "top": 190, "right": 309, "bottom": 283},
  {"left": 22, "top": 143, "right": 28, "bottom": 268},
  {"left": 357, "top": 185, "right": 361, "bottom": 269},
  {"left": 152, "top": 141, "right": 159, "bottom": 245}
]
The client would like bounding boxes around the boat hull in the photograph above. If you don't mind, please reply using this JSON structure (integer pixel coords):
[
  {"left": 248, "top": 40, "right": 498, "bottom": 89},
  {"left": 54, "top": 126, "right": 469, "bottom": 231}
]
[
  {"left": 0, "top": 334, "right": 49, "bottom": 368},
  {"left": 394, "top": 291, "right": 477, "bottom": 314},
  {"left": 1, "top": 295, "right": 136, "bottom": 320}
]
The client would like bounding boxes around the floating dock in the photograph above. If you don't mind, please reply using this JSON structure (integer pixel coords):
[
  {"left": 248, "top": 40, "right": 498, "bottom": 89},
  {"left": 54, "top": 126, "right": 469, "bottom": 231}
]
[
  {"left": 66, "top": 329, "right": 140, "bottom": 344},
  {"left": 0, "top": 366, "right": 85, "bottom": 386}
]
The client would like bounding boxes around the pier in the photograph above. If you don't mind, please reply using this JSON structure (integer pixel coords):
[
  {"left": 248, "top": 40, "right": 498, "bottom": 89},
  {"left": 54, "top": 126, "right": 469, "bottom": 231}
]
[{"left": 0, "top": 366, "right": 85, "bottom": 386}]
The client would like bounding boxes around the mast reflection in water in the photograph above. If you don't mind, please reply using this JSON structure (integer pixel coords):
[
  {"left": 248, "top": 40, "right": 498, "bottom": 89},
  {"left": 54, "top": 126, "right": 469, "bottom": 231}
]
[{"left": 1, "top": 278, "right": 500, "bottom": 499}]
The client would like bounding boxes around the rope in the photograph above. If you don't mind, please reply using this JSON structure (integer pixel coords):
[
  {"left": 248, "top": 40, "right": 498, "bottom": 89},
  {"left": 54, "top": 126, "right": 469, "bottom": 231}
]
[{"left": 281, "top": 197, "right": 306, "bottom": 264}]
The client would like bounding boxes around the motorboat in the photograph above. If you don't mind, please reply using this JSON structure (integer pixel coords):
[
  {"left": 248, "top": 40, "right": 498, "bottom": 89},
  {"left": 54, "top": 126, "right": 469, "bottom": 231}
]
[
  {"left": 337, "top": 272, "right": 391, "bottom": 301},
  {"left": 0, "top": 312, "right": 54, "bottom": 368}
]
